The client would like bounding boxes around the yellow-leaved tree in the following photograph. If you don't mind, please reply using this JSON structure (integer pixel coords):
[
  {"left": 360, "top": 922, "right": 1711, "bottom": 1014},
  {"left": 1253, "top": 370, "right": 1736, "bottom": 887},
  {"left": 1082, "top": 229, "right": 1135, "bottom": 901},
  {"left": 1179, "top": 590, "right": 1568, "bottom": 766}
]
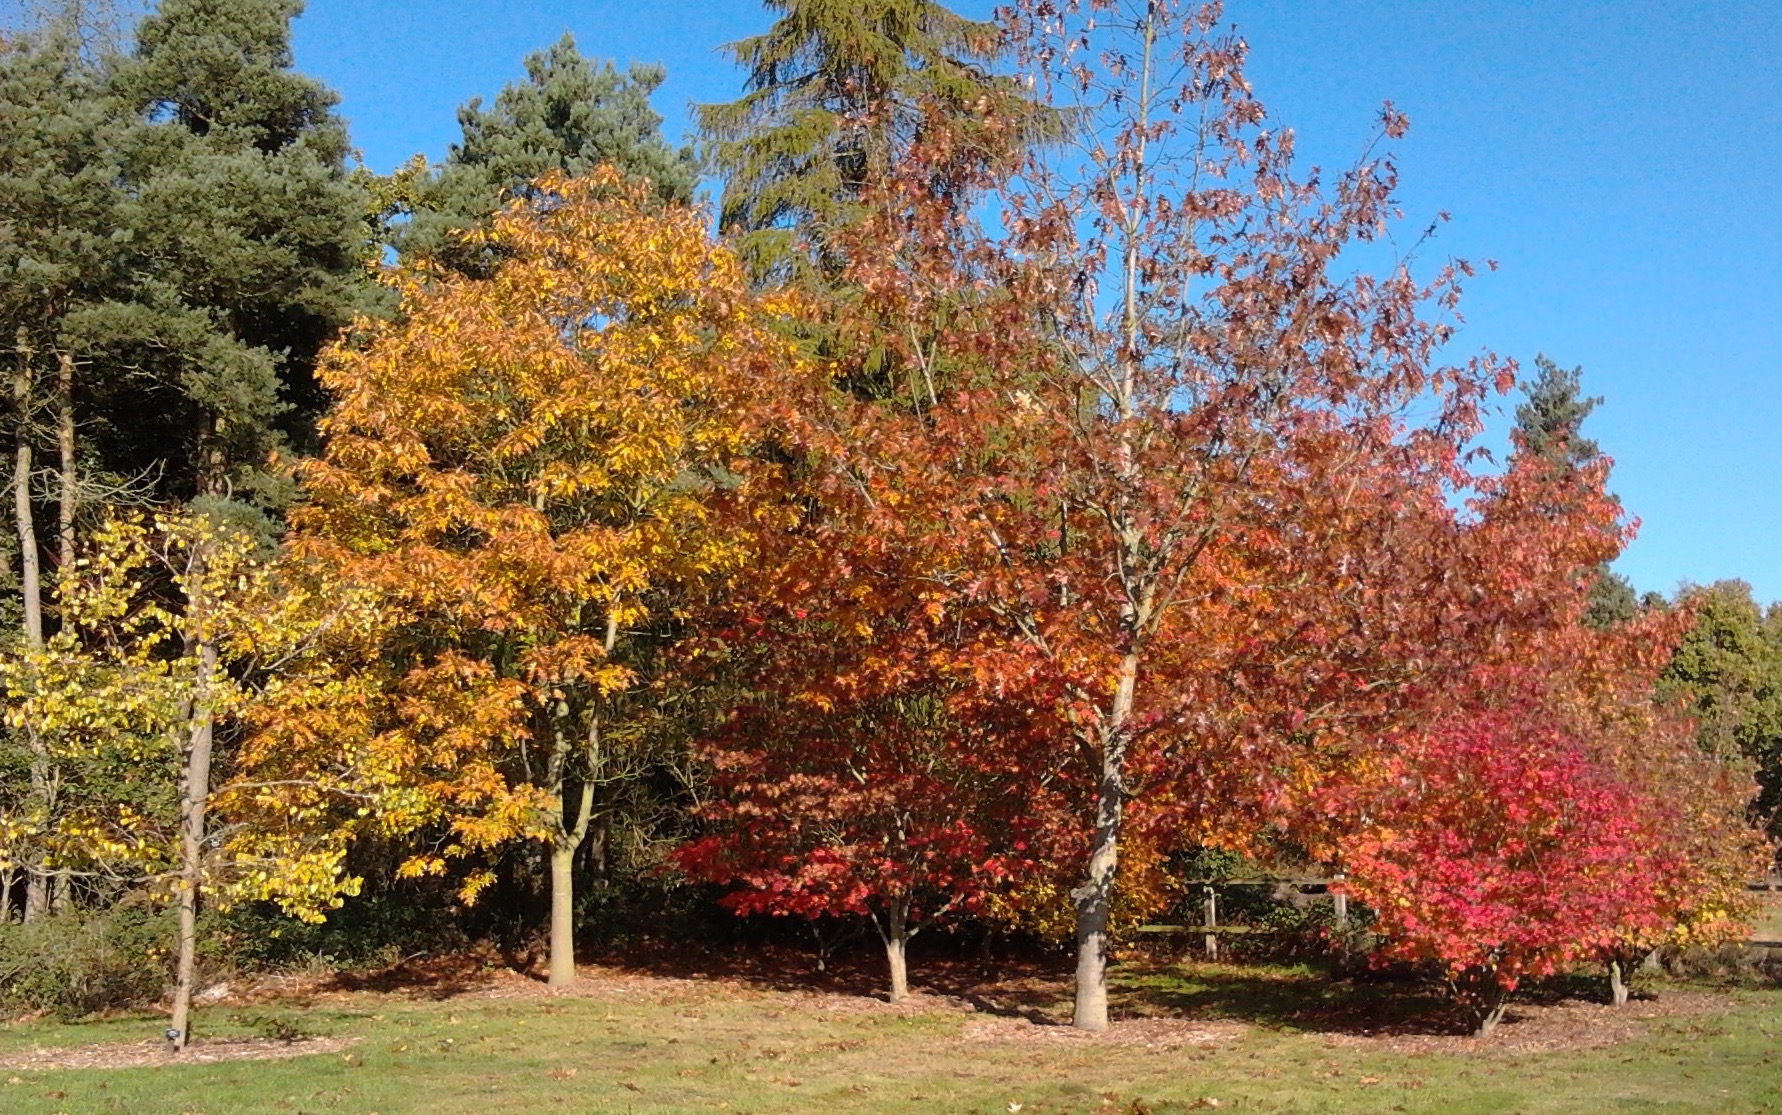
[
  {"left": 291, "top": 167, "right": 808, "bottom": 986},
  {"left": 0, "top": 508, "right": 388, "bottom": 1050}
]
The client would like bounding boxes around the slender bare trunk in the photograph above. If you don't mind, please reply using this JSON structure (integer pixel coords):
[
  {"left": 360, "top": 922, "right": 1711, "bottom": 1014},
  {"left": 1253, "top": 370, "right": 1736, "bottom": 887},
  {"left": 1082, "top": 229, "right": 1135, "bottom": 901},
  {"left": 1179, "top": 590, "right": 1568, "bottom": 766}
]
[
  {"left": 55, "top": 351, "right": 74, "bottom": 579},
  {"left": 0, "top": 867, "right": 13, "bottom": 923},
  {"left": 884, "top": 897, "right": 910, "bottom": 1002},
  {"left": 1071, "top": 650, "right": 1140, "bottom": 1032},
  {"left": 169, "top": 630, "right": 218, "bottom": 1052},
  {"left": 13, "top": 339, "right": 40, "bottom": 650},
  {"left": 14, "top": 337, "right": 49, "bottom": 925}
]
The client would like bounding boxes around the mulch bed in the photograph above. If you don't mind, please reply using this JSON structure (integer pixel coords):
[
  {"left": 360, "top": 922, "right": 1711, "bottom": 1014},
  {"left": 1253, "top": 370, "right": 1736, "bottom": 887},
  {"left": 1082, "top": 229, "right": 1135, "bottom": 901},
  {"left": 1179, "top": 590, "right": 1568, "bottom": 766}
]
[
  {"left": 0, "top": 1034, "right": 358, "bottom": 1071},
  {"left": 1322, "top": 990, "right": 1728, "bottom": 1056}
]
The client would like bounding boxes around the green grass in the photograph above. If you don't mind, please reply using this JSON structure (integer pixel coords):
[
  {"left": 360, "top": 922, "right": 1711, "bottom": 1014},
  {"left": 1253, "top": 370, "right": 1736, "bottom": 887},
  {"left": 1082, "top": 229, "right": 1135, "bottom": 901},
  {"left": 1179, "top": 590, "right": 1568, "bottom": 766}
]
[{"left": 2, "top": 960, "right": 1780, "bottom": 1115}]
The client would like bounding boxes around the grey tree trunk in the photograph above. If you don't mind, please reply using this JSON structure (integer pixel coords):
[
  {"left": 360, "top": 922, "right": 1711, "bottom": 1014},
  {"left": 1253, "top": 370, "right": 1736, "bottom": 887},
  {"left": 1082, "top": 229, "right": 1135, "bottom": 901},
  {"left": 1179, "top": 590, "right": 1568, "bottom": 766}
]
[
  {"left": 884, "top": 897, "right": 911, "bottom": 1002},
  {"left": 1474, "top": 997, "right": 1508, "bottom": 1038},
  {"left": 168, "top": 631, "right": 218, "bottom": 1052},
  {"left": 14, "top": 340, "right": 49, "bottom": 925},
  {"left": 1609, "top": 959, "right": 1630, "bottom": 1008},
  {"left": 1070, "top": 649, "right": 1140, "bottom": 1032},
  {"left": 55, "top": 351, "right": 74, "bottom": 578}
]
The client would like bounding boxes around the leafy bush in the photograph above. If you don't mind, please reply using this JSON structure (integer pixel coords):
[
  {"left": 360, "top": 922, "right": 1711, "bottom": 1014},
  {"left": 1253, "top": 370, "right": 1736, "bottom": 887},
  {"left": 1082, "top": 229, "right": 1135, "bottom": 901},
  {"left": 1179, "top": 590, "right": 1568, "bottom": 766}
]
[{"left": 0, "top": 906, "right": 183, "bottom": 1018}]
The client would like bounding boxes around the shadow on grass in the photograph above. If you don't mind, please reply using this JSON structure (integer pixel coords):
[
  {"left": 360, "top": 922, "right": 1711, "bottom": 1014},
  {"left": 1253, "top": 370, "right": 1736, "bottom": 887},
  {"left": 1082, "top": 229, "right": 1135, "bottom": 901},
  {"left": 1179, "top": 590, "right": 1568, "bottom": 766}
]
[
  {"left": 302, "top": 933, "right": 1622, "bottom": 1040},
  {"left": 592, "top": 936, "right": 1486, "bottom": 1036},
  {"left": 1109, "top": 961, "right": 1472, "bottom": 1035}
]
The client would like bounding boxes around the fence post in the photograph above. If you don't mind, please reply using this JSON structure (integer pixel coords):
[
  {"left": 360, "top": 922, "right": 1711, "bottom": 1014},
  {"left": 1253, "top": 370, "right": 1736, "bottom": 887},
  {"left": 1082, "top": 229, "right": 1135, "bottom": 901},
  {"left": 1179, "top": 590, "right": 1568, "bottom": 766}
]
[{"left": 1332, "top": 873, "right": 1348, "bottom": 931}]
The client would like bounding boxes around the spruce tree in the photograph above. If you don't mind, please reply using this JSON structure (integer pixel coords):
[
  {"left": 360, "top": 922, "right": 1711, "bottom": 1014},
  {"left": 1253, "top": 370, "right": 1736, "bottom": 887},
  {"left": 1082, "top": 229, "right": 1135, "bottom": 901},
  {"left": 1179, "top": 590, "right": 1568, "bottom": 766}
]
[
  {"left": 698, "top": 0, "right": 1039, "bottom": 282},
  {"left": 1512, "top": 354, "right": 1637, "bottom": 628},
  {"left": 393, "top": 33, "right": 697, "bottom": 271}
]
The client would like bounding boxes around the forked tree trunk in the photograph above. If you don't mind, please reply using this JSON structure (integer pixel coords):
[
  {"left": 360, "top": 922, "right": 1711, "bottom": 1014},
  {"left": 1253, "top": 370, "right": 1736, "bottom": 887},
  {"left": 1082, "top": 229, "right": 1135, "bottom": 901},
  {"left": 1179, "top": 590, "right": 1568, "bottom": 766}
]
[
  {"left": 1071, "top": 651, "right": 1140, "bottom": 1032},
  {"left": 1474, "top": 996, "right": 1508, "bottom": 1038},
  {"left": 545, "top": 748, "right": 597, "bottom": 988},
  {"left": 1609, "top": 959, "right": 1630, "bottom": 1008},
  {"left": 168, "top": 630, "right": 219, "bottom": 1052}
]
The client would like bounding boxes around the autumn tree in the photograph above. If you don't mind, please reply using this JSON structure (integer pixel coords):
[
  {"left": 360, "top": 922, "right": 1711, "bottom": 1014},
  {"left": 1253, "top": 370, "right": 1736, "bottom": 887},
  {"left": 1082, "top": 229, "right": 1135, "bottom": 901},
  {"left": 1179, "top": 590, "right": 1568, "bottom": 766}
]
[
  {"left": 292, "top": 168, "right": 808, "bottom": 987},
  {"left": 1336, "top": 709, "right": 1655, "bottom": 1036},
  {"left": 0, "top": 508, "right": 386, "bottom": 1048},
  {"left": 1318, "top": 447, "right": 1764, "bottom": 1024},
  {"left": 1663, "top": 580, "right": 1782, "bottom": 852},
  {"left": 670, "top": 455, "right": 1051, "bottom": 999},
  {"left": 801, "top": 0, "right": 1504, "bottom": 1032}
]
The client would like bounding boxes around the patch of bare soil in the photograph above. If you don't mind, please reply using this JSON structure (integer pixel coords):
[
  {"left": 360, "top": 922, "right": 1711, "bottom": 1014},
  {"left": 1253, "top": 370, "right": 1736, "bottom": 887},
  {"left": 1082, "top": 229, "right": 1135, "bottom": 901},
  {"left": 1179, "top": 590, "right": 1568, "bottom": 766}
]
[
  {"left": 1324, "top": 991, "right": 1728, "bottom": 1056},
  {"left": 0, "top": 1034, "right": 358, "bottom": 1071}
]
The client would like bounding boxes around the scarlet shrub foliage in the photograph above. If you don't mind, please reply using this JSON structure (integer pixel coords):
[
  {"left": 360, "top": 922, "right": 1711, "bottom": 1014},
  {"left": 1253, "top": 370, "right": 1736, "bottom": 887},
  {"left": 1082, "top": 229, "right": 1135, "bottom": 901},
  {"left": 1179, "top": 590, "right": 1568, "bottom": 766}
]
[{"left": 1338, "top": 710, "right": 1657, "bottom": 1030}]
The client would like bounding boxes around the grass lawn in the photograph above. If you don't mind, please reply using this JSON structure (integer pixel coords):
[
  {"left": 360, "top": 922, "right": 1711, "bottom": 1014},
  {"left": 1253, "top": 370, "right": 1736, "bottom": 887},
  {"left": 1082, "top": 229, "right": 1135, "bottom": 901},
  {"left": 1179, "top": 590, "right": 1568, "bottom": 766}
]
[{"left": 1, "top": 957, "right": 1779, "bottom": 1115}]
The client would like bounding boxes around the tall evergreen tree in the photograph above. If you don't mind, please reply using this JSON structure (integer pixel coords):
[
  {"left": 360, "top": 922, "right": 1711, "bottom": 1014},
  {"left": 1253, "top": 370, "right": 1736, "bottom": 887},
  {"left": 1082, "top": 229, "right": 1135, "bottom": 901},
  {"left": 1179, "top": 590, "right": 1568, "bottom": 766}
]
[
  {"left": 0, "top": 25, "right": 128, "bottom": 922},
  {"left": 102, "top": 0, "right": 368, "bottom": 506},
  {"left": 1512, "top": 354, "right": 1638, "bottom": 627},
  {"left": 392, "top": 33, "right": 697, "bottom": 271},
  {"left": 698, "top": 0, "right": 1039, "bottom": 281},
  {"left": 1515, "top": 354, "right": 1603, "bottom": 469}
]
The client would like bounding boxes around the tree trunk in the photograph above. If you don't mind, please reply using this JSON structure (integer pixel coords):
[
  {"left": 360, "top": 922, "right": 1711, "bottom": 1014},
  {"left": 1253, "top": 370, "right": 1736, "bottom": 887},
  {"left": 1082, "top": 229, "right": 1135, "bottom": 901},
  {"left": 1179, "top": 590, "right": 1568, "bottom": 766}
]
[
  {"left": 1474, "top": 996, "right": 1508, "bottom": 1038},
  {"left": 545, "top": 721, "right": 599, "bottom": 988},
  {"left": 168, "top": 631, "right": 219, "bottom": 1053},
  {"left": 14, "top": 338, "right": 49, "bottom": 926},
  {"left": 1609, "top": 958, "right": 1630, "bottom": 1008},
  {"left": 13, "top": 342, "right": 41, "bottom": 649},
  {"left": 884, "top": 897, "right": 910, "bottom": 1003},
  {"left": 1070, "top": 652, "right": 1139, "bottom": 1032},
  {"left": 55, "top": 351, "right": 73, "bottom": 580},
  {"left": 547, "top": 839, "right": 578, "bottom": 987},
  {"left": 0, "top": 867, "right": 13, "bottom": 924}
]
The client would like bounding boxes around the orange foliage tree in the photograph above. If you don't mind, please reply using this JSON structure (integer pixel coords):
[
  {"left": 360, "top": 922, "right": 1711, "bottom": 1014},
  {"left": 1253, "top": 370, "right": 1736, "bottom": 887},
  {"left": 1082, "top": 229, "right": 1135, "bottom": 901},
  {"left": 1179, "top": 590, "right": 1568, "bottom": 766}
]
[{"left": 290, "top": 167, "right": 809, "bottom": 985}]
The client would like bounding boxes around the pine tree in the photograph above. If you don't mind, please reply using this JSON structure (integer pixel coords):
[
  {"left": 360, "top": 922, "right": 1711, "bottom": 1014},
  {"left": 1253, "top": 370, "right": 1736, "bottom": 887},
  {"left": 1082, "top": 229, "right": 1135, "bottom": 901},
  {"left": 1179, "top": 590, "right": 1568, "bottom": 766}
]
[
  {"left": 698, "top": 0, "right": 1039, "bottom": 282},
  {"left": 393, "top": 33, "right": 697, "bottom": 271},
  {"left": 103, "top": 0, "right": 369, "bottom": 506},
  {"left": 1515, "top": 354, "right": 1603, "bottom": 469},
  {"left": 0, "top": 25, "right": 135, "bottom": 922}
]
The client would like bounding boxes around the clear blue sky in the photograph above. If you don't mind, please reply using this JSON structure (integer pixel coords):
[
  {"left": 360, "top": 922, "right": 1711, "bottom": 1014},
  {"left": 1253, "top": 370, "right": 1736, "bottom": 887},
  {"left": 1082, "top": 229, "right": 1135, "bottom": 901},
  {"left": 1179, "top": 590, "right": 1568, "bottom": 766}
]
[{"left": 291, "top": 0, "right": 1782, "bottom": 604}]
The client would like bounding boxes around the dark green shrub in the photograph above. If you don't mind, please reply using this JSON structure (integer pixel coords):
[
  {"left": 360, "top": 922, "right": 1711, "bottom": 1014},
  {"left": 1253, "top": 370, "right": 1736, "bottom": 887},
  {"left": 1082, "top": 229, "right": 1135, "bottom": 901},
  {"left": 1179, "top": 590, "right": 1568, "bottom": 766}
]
[{"left": 0, "top": 906, "right": 179, "bottom": 1019}]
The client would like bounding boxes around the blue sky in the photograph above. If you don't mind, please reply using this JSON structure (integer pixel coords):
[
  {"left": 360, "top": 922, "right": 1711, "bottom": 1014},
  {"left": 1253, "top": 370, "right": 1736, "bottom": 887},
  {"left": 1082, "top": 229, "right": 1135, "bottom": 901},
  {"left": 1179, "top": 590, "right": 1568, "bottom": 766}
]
[{"left": 290, "top": 0, "right": 1782, "bottom": 603}]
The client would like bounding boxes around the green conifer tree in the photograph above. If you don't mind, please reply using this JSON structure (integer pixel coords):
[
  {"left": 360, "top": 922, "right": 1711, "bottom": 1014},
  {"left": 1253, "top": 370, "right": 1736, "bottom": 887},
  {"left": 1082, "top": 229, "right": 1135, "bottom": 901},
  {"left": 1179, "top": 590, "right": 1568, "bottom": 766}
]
[
  {"left": 1512, "top": 354, "right": 1638, "bottom": 628},
  {"left": 103, "top": 0, "right": 368, "bottom": 506}
]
